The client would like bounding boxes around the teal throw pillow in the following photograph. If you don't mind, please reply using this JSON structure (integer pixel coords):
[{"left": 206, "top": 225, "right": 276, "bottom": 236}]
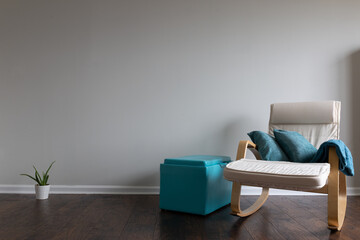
[
  {"left": 248, "top": 131, "right": 289, "bottom": 161},
  {"left": 273, "top": 129, "right": 317, "bottom": 163}
]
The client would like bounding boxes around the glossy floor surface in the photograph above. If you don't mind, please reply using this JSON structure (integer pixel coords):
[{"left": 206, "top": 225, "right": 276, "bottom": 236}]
[{"left": 0, "top": 194, "right": 359, "bottom": 240}]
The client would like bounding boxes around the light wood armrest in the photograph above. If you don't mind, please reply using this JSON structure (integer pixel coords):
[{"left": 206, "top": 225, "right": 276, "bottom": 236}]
[
  {"left": 327, "top": 146, "right": 347, "bottom": 230},
  {"left": 328, "top": 146, "right": 339, "bottom": 168},
  {"left": 236, "top": 140, "right": 256, "bottom": 160}
]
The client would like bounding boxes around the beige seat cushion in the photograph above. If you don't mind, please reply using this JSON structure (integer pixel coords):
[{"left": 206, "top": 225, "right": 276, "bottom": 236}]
[{"left": 224, "top": 159, "right": 330, "bottom": 191}]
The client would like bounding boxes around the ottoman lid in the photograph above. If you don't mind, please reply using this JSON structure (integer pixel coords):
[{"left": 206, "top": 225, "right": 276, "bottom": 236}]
[{"left": 164, "top": 155, "right": 231, "bottom": 167}]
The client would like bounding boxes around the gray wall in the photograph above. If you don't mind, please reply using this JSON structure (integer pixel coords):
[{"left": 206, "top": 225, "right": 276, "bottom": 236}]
[{"left": 0, "top": 0, "right": 359, "bottom": 188}]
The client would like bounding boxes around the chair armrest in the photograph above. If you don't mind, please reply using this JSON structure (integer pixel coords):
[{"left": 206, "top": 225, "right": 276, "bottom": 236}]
[
  {"left": 328, "top": 146, "right": 339, "bottom": 170},
  {"left": 312, "top": 146, "right": 341, "bottom": 194},
  {"left": 236, "top": 140, "right": 257, "bottom": 160}
]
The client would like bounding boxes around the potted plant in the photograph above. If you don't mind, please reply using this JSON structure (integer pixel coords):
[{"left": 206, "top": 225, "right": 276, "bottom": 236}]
[{"left": 20, "top": 161, "right": 55, "bottom": 200}]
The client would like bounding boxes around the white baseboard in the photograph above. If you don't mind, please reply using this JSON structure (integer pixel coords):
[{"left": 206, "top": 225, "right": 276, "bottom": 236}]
[
  {"left": 0, "top": 185, "right": 159, "bottom": 195},
  {"left": 0, "top": 185, "right": 359, "bottom": 196}
]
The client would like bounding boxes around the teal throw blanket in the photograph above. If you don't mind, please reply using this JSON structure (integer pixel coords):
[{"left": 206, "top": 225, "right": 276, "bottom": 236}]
[{"left": 310, "top": 139, "right": 354, "bottom": 176}]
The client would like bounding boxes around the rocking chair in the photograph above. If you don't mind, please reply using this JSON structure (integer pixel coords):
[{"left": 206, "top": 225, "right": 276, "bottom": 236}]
[{"left": 223, "top": 101, "right": 346, "bottom": 230}]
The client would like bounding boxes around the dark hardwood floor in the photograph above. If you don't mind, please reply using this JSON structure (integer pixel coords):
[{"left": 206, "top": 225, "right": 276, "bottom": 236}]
[{"left": 0, "top": 194, "right": 359, "bottom": 240}]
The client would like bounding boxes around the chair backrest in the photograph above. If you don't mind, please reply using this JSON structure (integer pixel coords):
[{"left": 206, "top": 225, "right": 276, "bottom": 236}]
[{"left": 268, "top": 101, "right": 341, "bottom": 148}]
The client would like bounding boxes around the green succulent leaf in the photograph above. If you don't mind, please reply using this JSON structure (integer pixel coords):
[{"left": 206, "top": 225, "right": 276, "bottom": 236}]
[
  {"left": 20, "top": 174, "right": 37, "bottom": 183},
  {"left": 35, "top": 171, "right": 42, "bottom": 184},
  {"left": 21, "top": 162, "right": 55, "bottom": 186},
  {"left": 44, "top": 161, "right": 55, "bottom": 177},
  {"left": 34, "top": 172, "right": 41, "bottom": 185},
  {"left": 44, "top": 175, "right": 49, "bottom": 185}
]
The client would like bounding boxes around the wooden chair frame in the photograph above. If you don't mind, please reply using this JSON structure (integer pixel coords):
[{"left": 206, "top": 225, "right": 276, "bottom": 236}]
[{"left": 230, "top": 140, "right": 347, "bottom": 231}]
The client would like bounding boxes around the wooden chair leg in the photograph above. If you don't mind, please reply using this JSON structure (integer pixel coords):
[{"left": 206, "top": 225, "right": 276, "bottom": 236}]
[
  {"left": 230, "top": 182, "right": 269, "bottom": 217},
  {"left": 328, "top": 147, "right": 347, "bottom": 231}
]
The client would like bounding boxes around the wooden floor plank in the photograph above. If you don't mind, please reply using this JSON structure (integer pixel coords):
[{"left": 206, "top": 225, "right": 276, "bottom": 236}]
[
  {"left": 248, "top": 196, "right": 319, "bottom": 240},
  {"left": 121, "top": 195, "right": 160, "bottom": 240},
  {"left": 286, "top": 196, "right": 360, "bottom": 240},
  {"left": 0, "top": 194, "right": 358, "bottom": 240},
  {"left": 154, "top": 198, "right": 253, "bottom": 239},
  {"left": 234, "top": 196, "right": 286, "bottom": 240},
  {"left": 0, "top": 195, "right": 89, "bottom": 239},
  {"left": 268, "top": 196, "right": 340, "bottom": 239},
  {"left": 53, "top": 195, "right": 136, "bottom": 240},
  {"left": 26, "top": 195, "right": 96, "bottom": 240}
]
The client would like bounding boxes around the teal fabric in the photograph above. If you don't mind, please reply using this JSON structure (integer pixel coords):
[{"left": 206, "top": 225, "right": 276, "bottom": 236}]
[
  {"left": 164, "top": 155, "right": 231, "bottom": 167},
  {"left": 248, "top": 131, "right": 289, "bottom": 161},
  {"left": 274, "top": 129, "right": 317, "bottom": 163},
  {"left": 160, "top": 155, "right": 232, "bottom": 215},
  {"left": 310, "top": 139, "right": 354, "bottom": 176}
]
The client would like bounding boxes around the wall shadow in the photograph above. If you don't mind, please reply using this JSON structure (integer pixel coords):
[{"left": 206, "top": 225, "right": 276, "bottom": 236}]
[{"left": 350, "top": 50, "right": 360, "bottom": 184}]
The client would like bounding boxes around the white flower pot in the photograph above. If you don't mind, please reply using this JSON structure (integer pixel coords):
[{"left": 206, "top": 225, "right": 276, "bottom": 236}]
[{"left": 35, "top": 185, "right": 50, "bottom": 200}]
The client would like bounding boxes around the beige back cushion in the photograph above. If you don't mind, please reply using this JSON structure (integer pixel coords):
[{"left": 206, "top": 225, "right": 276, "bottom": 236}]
[{"left": 268, "top": 101, "right": 341, "bottom": 149}]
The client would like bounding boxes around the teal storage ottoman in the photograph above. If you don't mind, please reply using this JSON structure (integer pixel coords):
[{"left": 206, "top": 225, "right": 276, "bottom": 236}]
[{"left": 160, "top": 155, "right": 232, "bottom": 215}]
